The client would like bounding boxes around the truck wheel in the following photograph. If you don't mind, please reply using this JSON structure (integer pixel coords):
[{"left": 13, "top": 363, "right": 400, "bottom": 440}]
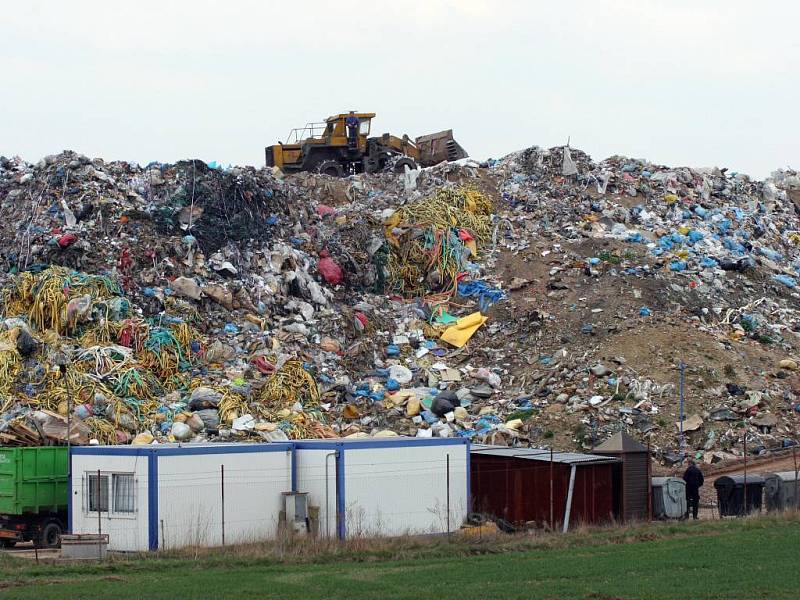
[
  {"left": 316, "top": 160, "right": 344, "bottom": 177},
  {"left": 38, "top": 522, "right": 62, "bottom": 549},
  {"left": 0, "top": 540, "right": 16, "bottom": 548},
  {"left": 394, "top": 157, "right": 417, "bottom": 173}
]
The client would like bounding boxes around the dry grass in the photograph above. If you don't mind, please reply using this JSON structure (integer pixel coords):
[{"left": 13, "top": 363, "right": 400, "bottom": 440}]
[
  {"left": 3, "top": 511, "right": 799, "bottom": 577},
  {"left": 2, "top": 512, "right": 800, "bottom": 600},
  {"left": 144, "top": 510, "right": 800, "bottom": 566}
]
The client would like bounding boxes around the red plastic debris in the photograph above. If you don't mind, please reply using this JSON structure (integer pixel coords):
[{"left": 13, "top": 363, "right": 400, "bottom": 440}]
[
  {"left": 251, "top": 356, "right": 276, "bottom": 375},
  {"left": 354, "top": 312, "right": 368, "bottom": 331},
  {"left": 316, "top": 204, "right": 336, "bottom": 218},
  {"left": 57, "top": 233, "right": 77, "bottom": 248},
  {"left": 458, "top": 229, "right": 475, "bottom": 242},
  {"left": 118, "top": 247, "right": 133, "bottom": 271},
  {"left": 318, "top": 251, "right": 343, "bottom": 285}
]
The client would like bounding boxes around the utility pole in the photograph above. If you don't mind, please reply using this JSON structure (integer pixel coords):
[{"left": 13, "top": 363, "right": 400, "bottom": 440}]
[{"left": 679, "top": 362, "right": 686, "bottom": 461}]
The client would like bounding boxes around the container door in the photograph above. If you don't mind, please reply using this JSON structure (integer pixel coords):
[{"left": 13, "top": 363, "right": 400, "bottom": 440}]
[{"left": 0, "top": 449, "right": 18, "bottom": 514}]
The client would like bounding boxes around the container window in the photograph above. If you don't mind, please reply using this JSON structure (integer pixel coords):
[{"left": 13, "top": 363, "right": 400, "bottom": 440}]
[
  {"left": 87, "top": 474, "right": 109, "bottom": 512},
  {"left": 113, "top": 473, "right": 135, "bottom": 513}
]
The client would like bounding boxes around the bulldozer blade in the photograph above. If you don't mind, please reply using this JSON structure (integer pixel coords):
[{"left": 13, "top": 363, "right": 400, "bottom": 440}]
[{"left": 415, "top": 130, "right": 467, "bottom": 167}]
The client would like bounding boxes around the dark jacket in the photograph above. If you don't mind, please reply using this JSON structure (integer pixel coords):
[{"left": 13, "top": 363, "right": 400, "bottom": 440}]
[{"left": 683, "top": 464, "right": 704, "bottom": 492}]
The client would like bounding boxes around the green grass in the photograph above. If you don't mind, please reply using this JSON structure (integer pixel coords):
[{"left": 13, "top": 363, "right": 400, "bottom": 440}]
[{"left": 1, "top": 516, "right": 798, "bottom": 599}]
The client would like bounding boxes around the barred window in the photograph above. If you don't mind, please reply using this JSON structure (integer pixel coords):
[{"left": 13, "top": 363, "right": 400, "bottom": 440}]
[{"left": 87, "top": 474, "right": 109, "bottom": 512}]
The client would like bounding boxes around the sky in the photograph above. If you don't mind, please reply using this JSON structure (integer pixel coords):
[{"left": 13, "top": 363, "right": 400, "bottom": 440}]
[{"left": 1, "top": 0, "right": 798, "bottom": 178}]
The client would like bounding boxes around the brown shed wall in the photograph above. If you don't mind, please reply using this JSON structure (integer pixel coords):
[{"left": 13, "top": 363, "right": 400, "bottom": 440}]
[{"left": 470, "top": 455, "right": 615, "bottom": 528}]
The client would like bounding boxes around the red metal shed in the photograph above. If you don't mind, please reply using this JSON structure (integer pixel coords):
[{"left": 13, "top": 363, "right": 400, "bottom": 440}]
[{"left": 470, "top": 446, "right": 620, "bottom": 531}]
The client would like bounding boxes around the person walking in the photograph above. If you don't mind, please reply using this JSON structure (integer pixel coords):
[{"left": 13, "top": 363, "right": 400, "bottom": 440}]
[{"left": 683, "top": 459, "right": 704, "bottom": 519}]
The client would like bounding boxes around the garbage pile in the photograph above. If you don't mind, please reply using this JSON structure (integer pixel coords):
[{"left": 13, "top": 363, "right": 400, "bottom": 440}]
[
  {"left": 488, "top": 147, "right": 800, "bottom": 462},
  {"left": 1, "top": 147, "right": 799, "bottom": 462}
]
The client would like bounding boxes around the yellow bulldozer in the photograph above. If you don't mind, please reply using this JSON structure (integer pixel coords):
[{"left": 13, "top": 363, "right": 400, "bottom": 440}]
[{"left": 265, "top": 112, "right": 467, "bottom": 177}]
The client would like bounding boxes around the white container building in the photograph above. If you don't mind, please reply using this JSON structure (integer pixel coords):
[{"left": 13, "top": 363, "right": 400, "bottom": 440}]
[
  {"left": 69, "top": 438, "right": 469, "bottom": 551},
  {"left": 70, "top": 443, "right": 293, "bottom": 552},
  {"left": 295, "top": 438, "right": 469, "bottom": 539}
]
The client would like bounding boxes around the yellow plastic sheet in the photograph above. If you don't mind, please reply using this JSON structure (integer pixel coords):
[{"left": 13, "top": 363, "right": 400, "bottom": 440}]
[{"left": 440, "top": 311, "right": 487, "bottom": 348}]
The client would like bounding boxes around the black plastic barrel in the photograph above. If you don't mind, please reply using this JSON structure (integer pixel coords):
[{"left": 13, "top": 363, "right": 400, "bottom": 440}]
[{"left": 714, "top": 474, "right": 765, "bottom": 516}]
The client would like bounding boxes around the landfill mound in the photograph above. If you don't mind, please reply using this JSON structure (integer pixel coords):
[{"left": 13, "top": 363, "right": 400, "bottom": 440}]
[{"left": 1, "top": 148, "right": 799, "bottom": 465}]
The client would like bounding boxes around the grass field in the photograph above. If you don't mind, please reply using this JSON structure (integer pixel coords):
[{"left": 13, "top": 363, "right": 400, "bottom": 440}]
[{"left": 1, "top": 515, "right": 797, "bottom": 599}]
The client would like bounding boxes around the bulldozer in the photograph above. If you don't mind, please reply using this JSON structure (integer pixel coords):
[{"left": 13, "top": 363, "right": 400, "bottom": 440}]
[{"left": 265, "top": 112, "right": 467, "bottom": 177}]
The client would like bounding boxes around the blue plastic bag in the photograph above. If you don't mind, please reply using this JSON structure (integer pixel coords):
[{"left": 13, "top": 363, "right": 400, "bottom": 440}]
[
  {"left": 773, "top": 274, "right": 797, "bottom": 288},
  {"left": 669, "top": 261, "right": 687, "bottom": 272},
  {"left": 458, "top": 281, "right": 506, "bottom": 313}
]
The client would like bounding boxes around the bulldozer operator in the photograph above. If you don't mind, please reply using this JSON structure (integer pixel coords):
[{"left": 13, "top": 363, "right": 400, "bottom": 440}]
[{"left": 345, "top": 111, "right": 360, "bottom": 148}]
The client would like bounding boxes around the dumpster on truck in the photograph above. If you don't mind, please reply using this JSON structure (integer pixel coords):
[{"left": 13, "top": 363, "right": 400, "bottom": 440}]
[{"left": 0, "top": 447, "right": 68, "bottom": 547}]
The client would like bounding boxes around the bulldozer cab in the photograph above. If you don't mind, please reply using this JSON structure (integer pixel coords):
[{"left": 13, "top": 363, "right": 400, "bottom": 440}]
[{"left": 321, "top": 112, "right": 374, "bottom": 150}]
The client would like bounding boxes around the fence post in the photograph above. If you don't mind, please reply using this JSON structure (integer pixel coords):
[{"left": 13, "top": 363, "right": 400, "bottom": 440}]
[
  {"left": 679, "top": 362, "right": 686, "bottom": 460},
  {"left": 221, "top": 464, "right": 225, "bottom": 547},
  {"left": 793, "top": 445, "right": 798, "bottom": 510},
  {"left": 446, "top": 454, "right": 451, "bottom": 536},
  {"left": 743, "top": 431, "right": 748, "bottom": 515},
  {"left": 549, "top": 447, "right": 554, "bottom": 530},
  {"left": 647, "top": 439, "right": 652, "bottom": 521},
  {"left": 97, "top": 468, "right": 103, "bottom": 559}
]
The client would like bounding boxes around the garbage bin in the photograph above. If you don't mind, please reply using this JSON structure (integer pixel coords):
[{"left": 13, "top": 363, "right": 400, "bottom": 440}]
[
  {"left": 651, "top": 477, "right": 687, "bottom": 519},
  {"left": 763, "top": 471, "right": 800, "bottom": 512},
  {"left": 713, "top": 474, "right": 765, "bottom": 516}
]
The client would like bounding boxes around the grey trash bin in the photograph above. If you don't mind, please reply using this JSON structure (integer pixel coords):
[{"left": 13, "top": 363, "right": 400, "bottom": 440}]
[
  {"left": 651, "top": 477, "right": 687, "bottom": 519},
  {"left": 763, "top": 471, "right": 800, "bottom": 511}
]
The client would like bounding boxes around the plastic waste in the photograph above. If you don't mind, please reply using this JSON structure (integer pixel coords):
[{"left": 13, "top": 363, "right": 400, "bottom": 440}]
[
  {"left": 385, "top": 378, "right": 400, "bottom": 392},
  {"left": 171, "top": 422, "right": 192, "bottom": 441},
  {"left": 773, "top": 274, "right": 797, "bottom": 288},
  {"left": 318, "top": 250, "right": 343, "bottom": 285},
  {"left": 441, "top": 311, "right": 488, "bottom": 348},
  {"left": 669, "top": 261, "right": 687, "bottom": 272},
  {"left": 388, "top": 365, "right": 413, "bottom": 385}
]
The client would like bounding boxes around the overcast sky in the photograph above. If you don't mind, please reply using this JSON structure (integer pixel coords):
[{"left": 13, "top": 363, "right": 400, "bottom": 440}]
[{"left": 2, "top": 1, "right": 798, "bottom": 178}]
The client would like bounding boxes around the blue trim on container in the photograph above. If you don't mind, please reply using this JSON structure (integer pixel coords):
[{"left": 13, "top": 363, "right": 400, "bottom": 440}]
[
  {"left": 293, "top": 438, "right": 468, "bottom": 450},
  {"left": 71, "top": 439, "right": 460, "bottom": 455},
  {"left": 336, "top": 449, "right": 346, "bottom": 540},
  {"left": 67, "top": 447, "right": 72, "bottom": 533},
  {"left": 290, "top": 446, "right": 297, "bottom": 492},
  {"left": 71, "top": 443, "right": 293, "bottom": 457},
  {"left": 71, "top": 447, "right": 154, "bottom": 456},
  {"left": 148, "top": 453, "right": 159, "bottom": 551},
  {"left": 151, "top": 444, "right": 291, "bottom": 457}
]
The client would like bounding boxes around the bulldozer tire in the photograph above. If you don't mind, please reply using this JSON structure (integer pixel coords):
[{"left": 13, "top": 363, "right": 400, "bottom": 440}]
[
  {"left": 317, "top": 160, "right": 344, "bottom": 177},
  {"left": 394, "top": 157, "right": 417, "bottom": 173}
]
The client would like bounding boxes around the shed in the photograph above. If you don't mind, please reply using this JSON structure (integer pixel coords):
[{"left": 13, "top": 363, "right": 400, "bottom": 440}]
[
  {"left": 70, "top": 438, "right": 469, "bottom": 551},
  {"left": 651, "top": 477, "right": 686, "bottom": 520},
  {"left": 594, "top": 432, "right": 650, "bottom": 522},
  {"left": 470, "top": 446, "right": 620, "bottom": 531},
  {"left": 764, "top": 471, "right": 800, "bottom": 511}
]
